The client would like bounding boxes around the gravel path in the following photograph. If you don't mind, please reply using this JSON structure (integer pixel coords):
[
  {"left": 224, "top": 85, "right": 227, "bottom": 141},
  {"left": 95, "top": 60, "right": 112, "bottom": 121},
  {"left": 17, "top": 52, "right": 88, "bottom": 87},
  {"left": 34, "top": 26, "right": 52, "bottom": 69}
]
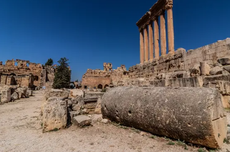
[{"left": 0, "top": 91, "right": 229, "bottom": 152}]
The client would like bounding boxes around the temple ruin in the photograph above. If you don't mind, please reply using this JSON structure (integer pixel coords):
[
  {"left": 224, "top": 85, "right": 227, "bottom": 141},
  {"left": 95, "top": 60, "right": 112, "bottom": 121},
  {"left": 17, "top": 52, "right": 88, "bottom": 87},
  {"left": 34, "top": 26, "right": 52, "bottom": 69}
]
[
  {"left": 137, "top": 0, "right": 174, "bottom": 63},
  {"left": 0, "top": 59, "right": 55, "bottom": 89},
  {"left": 82, "top": 0, "right": 230, "bottom": 109}
]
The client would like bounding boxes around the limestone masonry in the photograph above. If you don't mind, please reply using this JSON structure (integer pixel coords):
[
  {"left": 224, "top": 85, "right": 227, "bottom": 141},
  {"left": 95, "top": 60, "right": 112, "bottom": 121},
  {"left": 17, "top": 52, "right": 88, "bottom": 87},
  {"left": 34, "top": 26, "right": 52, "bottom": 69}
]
[
  {"left": 82, "top": 63, "right": 128, "bottom": 89},
  {"left": 0, "top": 59, "right": 55, "bottom": 89}
]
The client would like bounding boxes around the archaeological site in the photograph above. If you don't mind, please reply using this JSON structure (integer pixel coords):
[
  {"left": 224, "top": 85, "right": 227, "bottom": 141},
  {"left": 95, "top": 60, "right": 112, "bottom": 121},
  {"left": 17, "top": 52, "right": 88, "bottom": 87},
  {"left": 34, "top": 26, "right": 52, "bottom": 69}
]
[
  {"left": 0, "top": 59, "right": 55, "bottom": 103},
  {"left": 80, "top": 0, "right": 230, "bottom": 149},
  {"left": 1, "top": 0, "right": 230, "bottom": 152}
]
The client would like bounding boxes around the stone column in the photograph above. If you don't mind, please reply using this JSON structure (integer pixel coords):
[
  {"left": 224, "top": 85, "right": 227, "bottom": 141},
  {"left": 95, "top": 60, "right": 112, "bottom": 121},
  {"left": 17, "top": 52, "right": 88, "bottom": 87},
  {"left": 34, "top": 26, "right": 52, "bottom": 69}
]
[
  {"left": 140, "top": 30, "right": 144, "bottom": 64},
  {"left": 144, "top": 27, "right": 149, "bottom": 62},
  {"left": 148, "top": 22, "right": 154, "bottom": 61},
  {"left": 160, "top": 11, "right": 166, "bottom": 56},
  {"left": 167, "top": 8, "right": 174, "bottom": 54},
  {"left": 154, "top": 19, "right": 160, "bottom": 59}
]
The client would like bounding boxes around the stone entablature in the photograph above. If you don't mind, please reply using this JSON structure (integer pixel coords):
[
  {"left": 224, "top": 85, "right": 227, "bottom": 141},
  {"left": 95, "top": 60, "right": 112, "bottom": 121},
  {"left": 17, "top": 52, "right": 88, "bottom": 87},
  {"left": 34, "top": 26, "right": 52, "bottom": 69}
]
[
  {"left": 136, "top": 0, "right": 172, "bottom": 31},
  {"left": 137, "top": 0, "right": 174, "bottom": 63}
]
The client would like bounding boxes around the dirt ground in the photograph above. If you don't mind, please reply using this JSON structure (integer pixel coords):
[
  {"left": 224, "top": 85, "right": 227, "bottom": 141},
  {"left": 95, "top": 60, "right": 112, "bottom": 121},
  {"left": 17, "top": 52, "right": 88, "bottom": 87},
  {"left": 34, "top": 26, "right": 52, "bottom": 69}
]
[{"left": 0, "top": 91, "right": 229, "bottom": 152}]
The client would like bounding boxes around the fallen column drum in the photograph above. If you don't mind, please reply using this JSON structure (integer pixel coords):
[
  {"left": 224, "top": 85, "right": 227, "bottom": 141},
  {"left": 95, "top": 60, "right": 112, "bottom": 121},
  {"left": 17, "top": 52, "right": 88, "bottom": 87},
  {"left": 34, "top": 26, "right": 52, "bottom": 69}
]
[{"left": 101, "top": 87, "right": 227, "bottom": 148}]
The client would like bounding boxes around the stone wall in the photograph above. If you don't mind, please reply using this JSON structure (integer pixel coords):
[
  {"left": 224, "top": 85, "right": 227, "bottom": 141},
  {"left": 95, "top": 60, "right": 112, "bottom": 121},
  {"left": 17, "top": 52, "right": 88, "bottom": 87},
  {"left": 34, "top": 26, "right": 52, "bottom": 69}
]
[
  {"left": 185, "top": 39, "right": 230, "bottom": 69},
  {"left": 120, "top": 38, "right": 230, "bottom": 108},
  {"left": 0, "top": 59, "right": 55, "bottom": 89},
  {"left": 81, "top": 64, "right": 127, "bottom": 89}
]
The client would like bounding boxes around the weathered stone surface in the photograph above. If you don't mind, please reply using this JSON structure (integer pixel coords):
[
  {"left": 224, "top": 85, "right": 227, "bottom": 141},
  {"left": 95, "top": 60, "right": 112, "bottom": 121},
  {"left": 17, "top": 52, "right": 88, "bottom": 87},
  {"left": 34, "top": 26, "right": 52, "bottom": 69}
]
[
  {"left": 69, "top": 111, "right": 80, "bottom": 120},
  {"left": 222, "top": 95, "right": 230, "bottom": 108},
  {"left": 69, "top": 89, "right": 84, "bottom": 98},
  {"left": 27, "top": 89, "right": 33, "bottom": 96},
  {"left": 72, "top": 96, "right": 84, "bottom": 112},
  {"left": 200, "top": 62, "right": 210, "bottom": 76},
  {"left": 210, "top": 66, "right": 223, "bottom": 75},
  {"left": 72, "top": 115, "right": 91, "bottom": 127},
  {"left": 42, "top": 97, "right": 67, "bottom": 132},
  {"left": 91, "top": 114, "right": 102, "bottom": 123},
  {"left": 11, "top": 92, "right": 19, "bottom": 101},
  {"left": 217, "top": 81, "right": 230, "bottom": 95},
  {"left": 101, "top": 119, "right": 109, "bottom": 124},
  {"left": 189, "top": 64, "right": 200, "bottom": 77},
  {"left": 16, "top": 87, "right": 27, "bottom": 98},
  {"left": 1, "top": 88, "right": 11, "bottom": 103},
  {"left": 102, "top": 87, "right": 227, "bottom": 149},
  {"left": 84, "top": 92, "right": 104, "bottom": 99},
  {"left": 94, "top": 97, "right": 102, "bottom": 114},
  {"left": 223, "top": 65, "right": 230, "bottom": 73},
  {"left": 72, "top": 104, "right": 82, "bottom": 112},
  {"left": 218, "top": 58, "right": 230, "bottom": 65},
  {"left": 228, "top": 127, "right": 230, "bottom": 134},
  {"left": 167, "top": 77, "right": 203, "bottom": 87},
  {"left": 45, "top": 89, "right": 69, "bottom": 100}
]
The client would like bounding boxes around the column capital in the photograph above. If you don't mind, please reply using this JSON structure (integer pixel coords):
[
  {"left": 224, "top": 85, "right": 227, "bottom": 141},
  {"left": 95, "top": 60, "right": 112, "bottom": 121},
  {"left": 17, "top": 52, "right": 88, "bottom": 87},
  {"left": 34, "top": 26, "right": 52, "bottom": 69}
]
[
  {"left": 165, "top": 4, "right": 173, "bottom": 10},
  {"left": 165, "top": 0, "right": 173, "bottom": 9}
]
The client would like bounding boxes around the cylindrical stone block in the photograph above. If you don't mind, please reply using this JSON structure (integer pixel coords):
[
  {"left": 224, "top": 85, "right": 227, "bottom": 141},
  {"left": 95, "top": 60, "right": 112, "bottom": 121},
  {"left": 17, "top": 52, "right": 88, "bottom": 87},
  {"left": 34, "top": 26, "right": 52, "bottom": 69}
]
[
  {"left": 154, "top": 19, "right": 160, "bottom": 59},
  {"left": 167, "top": 8, "right": 174, "bottom": 54},
  {"left": 160, "top": 11, "right": 167, "bottom": 56},
  {"left": 148, "top": 23, "right": 154, "bottom": 61},
  {"left": 140, "top": 30, "right": 144, "bottom": 64},
  {"left": 144, "top": 27, "right": 149, "bottom": 62},
  {"left": 102, "top": 87, "right": 227, "bottom": 148}
]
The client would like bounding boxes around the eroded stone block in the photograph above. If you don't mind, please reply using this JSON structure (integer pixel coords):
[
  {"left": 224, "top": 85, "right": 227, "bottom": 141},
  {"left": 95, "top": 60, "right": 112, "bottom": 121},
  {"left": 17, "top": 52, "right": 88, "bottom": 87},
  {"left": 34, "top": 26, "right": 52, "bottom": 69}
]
[
  {"left": 1, "top": 88, "right": 11, "bottom": 103},
  {"left": 42, "top": 97, "right": 67, "bottom": 132},
  {"left": 218, "top": 58, "right": 230, "bottom": 65},
  {"left": 72, "top": 115, "right": 91, "bottom": 127}
]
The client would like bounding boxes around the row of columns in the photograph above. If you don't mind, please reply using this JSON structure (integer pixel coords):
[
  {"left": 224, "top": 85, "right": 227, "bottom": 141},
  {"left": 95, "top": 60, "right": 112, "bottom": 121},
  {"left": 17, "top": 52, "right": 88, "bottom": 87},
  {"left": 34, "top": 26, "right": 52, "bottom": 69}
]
[{"left": 140, "top": 8, "right": 174, "bottom": 64}]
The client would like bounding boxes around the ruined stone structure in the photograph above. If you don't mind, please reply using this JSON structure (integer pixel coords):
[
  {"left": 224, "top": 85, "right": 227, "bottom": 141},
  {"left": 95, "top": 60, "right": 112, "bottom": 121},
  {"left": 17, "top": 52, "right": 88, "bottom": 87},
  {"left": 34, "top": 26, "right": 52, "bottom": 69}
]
[
  {"left": 82, "top": 0, "right": 230, "bottom": 108},
  {"left": 81, "top": 63, "right": 128, "bottom": 89},
  {"left": 113, "top": 0, "right": 230, "bottom": 108},
  {"left": 0, "top": 59, "right": 55, "bottom": 89},
  {"left": 137, "top": 0, "right": 174, "bottom": 63}
]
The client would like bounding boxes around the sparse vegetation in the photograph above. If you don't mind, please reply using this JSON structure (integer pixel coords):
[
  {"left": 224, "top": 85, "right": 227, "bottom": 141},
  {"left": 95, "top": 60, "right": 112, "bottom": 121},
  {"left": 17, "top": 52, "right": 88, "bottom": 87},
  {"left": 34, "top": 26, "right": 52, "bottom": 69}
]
[
  {"left": 177, "top": 140, "right": 188, "bottom": 150},
  {"left": 184, "top": 145, "right": 188, "bottom": 150},
  {"left": 101, "top": 88, "right": 106, "bottom": 92},
  {"left": 53, "top": 57, "right": 71, "bottom": 89},
  {"left": 167, "top": 141, "right": 175, "bottom": 145},
  {"left": 197, "top": 148, "right": 206, "bottom": 152},
  {"left": 131, "top": 127, "right": 141, "bottom": 133},
  {"left": 45, "top": 58, "right": 53, "bottom": 66},
  {"left": 224, "top": 138, "right": 230, "bottom": 144},
  {"left": 150, "top": 135, "right": 155, "bottom": 139},
  {"left": 50, "top": 128, "right": 59, "bottom": 132}
]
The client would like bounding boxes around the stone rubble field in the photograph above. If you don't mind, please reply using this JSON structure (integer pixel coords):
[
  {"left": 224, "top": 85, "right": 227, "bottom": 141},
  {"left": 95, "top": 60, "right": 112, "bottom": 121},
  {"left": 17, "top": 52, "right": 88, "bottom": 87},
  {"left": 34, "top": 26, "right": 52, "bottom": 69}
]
[{"left": 0, "top": 91, "right": 230, "bottom": 152}]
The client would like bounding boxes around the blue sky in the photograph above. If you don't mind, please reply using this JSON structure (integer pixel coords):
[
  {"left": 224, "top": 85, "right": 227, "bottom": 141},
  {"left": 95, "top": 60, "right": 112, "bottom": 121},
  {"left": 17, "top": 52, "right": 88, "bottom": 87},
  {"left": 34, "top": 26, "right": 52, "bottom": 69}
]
[{"left": 0, "top": 0, "right": 230, "bottom": 81}]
